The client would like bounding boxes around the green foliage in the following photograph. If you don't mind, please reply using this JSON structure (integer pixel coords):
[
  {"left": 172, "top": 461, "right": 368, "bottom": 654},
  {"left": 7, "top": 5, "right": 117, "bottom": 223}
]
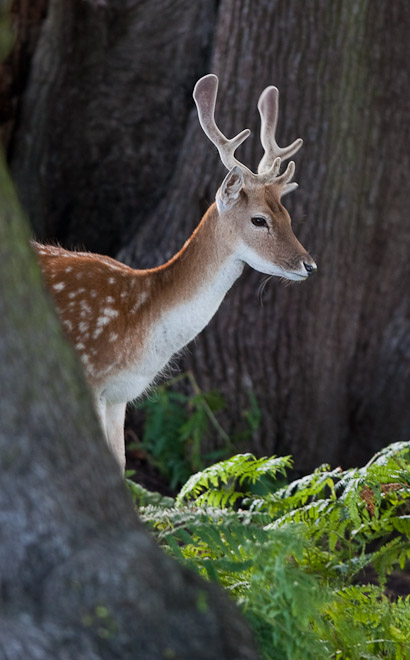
[
  {"left": 260, "top": 442, "right": 410, "bottom": 587},
  {"left": 129, "top": 442, "right": 410, "bottom": 659},
  {"left": 177, "top": 452, "right": 292, "bottom": 508},
  {"left": 134, "top": 371, "right": 259, "bottom": 489},
  {"left": 324, "top": 584, "right": 410, "bottom": 659}
]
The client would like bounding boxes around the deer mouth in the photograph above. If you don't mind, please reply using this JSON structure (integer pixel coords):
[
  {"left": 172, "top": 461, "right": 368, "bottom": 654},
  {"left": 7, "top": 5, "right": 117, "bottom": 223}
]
[
  {"left": 280, "top": 258, "right": 317, "bottom": 281},
  {"left": 281, "top": 269, "right": 309, "bottom": 282}
]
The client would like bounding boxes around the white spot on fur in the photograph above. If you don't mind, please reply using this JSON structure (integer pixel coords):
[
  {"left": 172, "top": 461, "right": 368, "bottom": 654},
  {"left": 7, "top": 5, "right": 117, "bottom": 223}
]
[
  {"left": 65, "top": 266, "right": 73, "bottom": 273},
  {"left": 109, "top": 332, "right": 119, "bottom": 342},
  {"left": 80, "top": 301, "right": 92, "bottom": 320},
  {"left": 80, "top": 354, "right": 93, "bottom": 374},
  {"left": 90, "top": 290, "right": 97, "bottom": 298},
  {"left": 130, "top": 291, "right": 148, "bottom": 314},
  {"left": 96, "top": 316, "right": 110, "bottom": 329},
  {"left": 105, "top": 307, "right": 118, "bottom": 317},
  {"left": 92, "top": 307, "right": 118, "bottom": 338},
  {"left": 75, "top": 342, "right": 85, "bottom": 350},
  {"left": 109, "top": 278, "right": 115, "bottom": 284},
  {"left": 106, "top": 296, "right": 115, "bottom": 304},
  {"left": 79, "top": 321, "right": 89, "bottom": 333},
  {"left": 80, "top": 300, "right": 92, "bottom": 314},
  {"left": 40, "top": 246, "right": 59, "bottom": 256},
  {"left": 63, "top": 319, "right": 73, "bottom": 331},
  {"left": 53, "top": 282, "right": 65, "bottom": 292}
]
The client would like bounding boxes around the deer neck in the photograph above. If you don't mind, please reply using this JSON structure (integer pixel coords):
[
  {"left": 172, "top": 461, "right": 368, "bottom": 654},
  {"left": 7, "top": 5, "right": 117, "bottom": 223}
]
[
  {"left": 159, "top": 204, "right": 241, "bottom": 298},
  {"left": 146, "top": 204, "right": 243, "bottom": 359}
]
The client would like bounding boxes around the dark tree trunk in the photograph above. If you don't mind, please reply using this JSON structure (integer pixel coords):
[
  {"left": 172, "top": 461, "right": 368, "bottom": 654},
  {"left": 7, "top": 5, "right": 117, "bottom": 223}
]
[
  {"left": 6, "top": 0, "right": 410, "bottom": 473},
  {"left": 0, "top": 144, "right": 257, "bottom": 657},
  {"left": 9, "top": 0, "right": 217, "bottom": 254},
  {"left": 0, "top": 0, "right": 48, "bottom": 150}
]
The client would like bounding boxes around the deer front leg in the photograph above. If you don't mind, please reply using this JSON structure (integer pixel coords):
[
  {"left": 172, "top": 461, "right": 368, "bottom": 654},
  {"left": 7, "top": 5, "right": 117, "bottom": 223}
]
[
  {"left": 105, "top": 402, "right": 127, "bottom": 472},
  {"left": 95, "top": 397, "right": 127, "bottom": 472}
]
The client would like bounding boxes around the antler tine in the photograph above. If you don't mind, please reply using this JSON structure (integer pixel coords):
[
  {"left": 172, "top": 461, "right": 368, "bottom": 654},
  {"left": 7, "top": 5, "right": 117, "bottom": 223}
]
[
  {"left": 193, "top": 74, "right": 252, "bottom": 173},
  {"left": 258, "top": 159, "right": 298, "bottom": 190},
  {"left": 257, "top": 86, "right": 303, "bottom": 174},
  {"left": 281, "top": 182, "right": 299, "bottom": 197}
]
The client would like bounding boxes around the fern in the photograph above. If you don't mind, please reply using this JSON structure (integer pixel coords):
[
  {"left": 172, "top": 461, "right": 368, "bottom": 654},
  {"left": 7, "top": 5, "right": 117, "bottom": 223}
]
[
  {"left": 177, "top": 453, "right": 292, "bottom": 507},
  {"left": 129, "top": 441, "right": 410, "bottom": 659},
  {"left": 241, "top": 528, "right": 332, "bottom": 660},
  {"left": 324, "top": 585, "right": 410, "bottom": 659}
]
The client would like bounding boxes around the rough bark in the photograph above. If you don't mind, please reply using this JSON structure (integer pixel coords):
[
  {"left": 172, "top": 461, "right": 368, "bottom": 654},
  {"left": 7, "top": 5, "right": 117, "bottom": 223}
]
[
  {"left": 7, "top": 0, "right": 410, "bottom": 473},
  {"left": 0, "top": 0, "right": 48, "bottom": 150},
  {"left": 0, "top": 149, "right": 257, "bottom": 658},
  {"left": 10, "top": 0, "right": 217, "bottom": 254}
]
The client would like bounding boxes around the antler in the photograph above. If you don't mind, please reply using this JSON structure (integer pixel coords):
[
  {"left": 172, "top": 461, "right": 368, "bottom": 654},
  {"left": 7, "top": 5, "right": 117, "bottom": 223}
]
[
  {"left": 193, "top": 74, "right": 302, "bottom": 193},
  {"left": 257, "top": 85, "right": 302, "bottom": 194},
  {"left": 193, "top": 74, "right": 252, "bottom": 175},
  {"left": 257, "top": 86, "right": 302, "bottom": 172}
]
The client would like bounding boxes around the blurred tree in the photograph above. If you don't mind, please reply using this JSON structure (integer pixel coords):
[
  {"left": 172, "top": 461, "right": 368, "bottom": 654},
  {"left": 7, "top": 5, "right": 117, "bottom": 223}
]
[
  {"left": 0, "top": 0, "right": 48, "bottom": 149},
  {"left": 3, "top": 0, "right": 410, "bottom": 472},
  {"left": 0, "top": 137, "right": 257, "bottom": 657}
]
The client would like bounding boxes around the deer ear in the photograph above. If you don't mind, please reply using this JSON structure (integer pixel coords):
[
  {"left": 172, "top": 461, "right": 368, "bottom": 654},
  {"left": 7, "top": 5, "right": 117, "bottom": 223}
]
[{"left": 216, "top": 166, "right": 244, "bottom": 212}]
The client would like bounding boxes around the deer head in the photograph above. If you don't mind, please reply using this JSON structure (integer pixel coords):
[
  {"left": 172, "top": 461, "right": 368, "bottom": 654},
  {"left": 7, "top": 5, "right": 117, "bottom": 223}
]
[{"left": 193, "top": 74, "right": 317, "bottom": 281}]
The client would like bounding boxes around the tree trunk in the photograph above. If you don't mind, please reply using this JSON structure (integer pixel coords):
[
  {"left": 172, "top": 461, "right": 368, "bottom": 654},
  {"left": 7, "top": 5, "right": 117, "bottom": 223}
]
[
  {"left": 0, "top": 141, "right": 257, "bottom": 657},
  {"left": 0, "top": 0, "right": 48, "bottom": 150},
  {"left": 7, "top": 0, "right": 410, "bottom": 473},
  {"left": 9, "top": 0, "right": 217, "bottom": 254}
]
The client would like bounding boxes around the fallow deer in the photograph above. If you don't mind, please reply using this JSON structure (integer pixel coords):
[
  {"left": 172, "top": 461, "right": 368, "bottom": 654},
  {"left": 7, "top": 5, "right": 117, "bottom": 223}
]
[{"left": 33, "top": 74, "right": 317, "bottom": 472}]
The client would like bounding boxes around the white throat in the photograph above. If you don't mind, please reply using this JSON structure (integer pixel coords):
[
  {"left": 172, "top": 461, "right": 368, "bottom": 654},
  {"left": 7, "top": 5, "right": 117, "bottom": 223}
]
[{"left": 151, "top": 254, "right": 244, "bottom": 362}]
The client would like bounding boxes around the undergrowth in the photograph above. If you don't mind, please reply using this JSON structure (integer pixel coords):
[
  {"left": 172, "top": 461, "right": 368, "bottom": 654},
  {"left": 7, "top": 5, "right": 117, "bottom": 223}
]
[
  {"left": 133, "top": 371, "right": 261, "bottom": 489},
  {"left": 127, "top": 442, "right": 410, "bottom": 659}
]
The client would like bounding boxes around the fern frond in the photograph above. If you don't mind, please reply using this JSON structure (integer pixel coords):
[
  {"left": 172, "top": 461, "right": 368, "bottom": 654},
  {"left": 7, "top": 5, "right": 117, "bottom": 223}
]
[
  {"left": 177, "top": 453, "right": 292, "bottom": 507},
  {"left": 365, "top": 441, "right": 410, "bottom": 467},
  {"left": 260, "top": 465, "right": 342, "bottom": 517}
]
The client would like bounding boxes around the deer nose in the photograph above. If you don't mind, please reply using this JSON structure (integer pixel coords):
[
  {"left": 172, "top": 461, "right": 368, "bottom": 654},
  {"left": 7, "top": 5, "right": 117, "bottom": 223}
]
[{"left": 303, "top": 260, "right": 317, "bottom": 275}]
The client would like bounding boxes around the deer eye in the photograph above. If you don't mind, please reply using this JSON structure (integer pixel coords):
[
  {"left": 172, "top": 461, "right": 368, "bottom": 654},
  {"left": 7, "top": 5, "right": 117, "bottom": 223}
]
[{"left": 251, "top": 216, "right": 268, "bottom": 228}]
